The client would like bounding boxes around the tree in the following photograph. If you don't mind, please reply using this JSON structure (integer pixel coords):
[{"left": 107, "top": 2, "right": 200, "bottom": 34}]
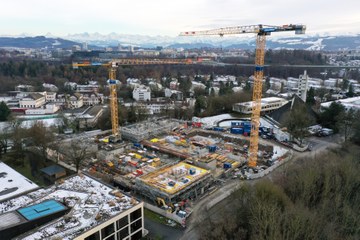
[
  {"left": 67, "top": 140, "right": 88, "bottom": 172},
  {"left": 342, "top": 79, "right": 349, "bottom": 91},
  {"left": 127, "top": 105, "right": 137, "bottom": 123},
  {"left": 320, "top": 102, "right": 345, "bottom": 133},
  {"left": 346, "top": 84, "right": 354, "bottom": 98},
  {"left": 264, "top": 76, "right": 271, "bottom": 92},
  {"left": 194, "top": 96, "right": 206, "bottom": 116},
  {"left": 336, "top": 108, "right": 356, "bottom": 142},
  {"left": 0, "top": 125, "right": 11, "bottom": 157},
  {"left": 350, "top": 110, "right": 360, "bottom": 145},
  {"left": 244, "top": 80, "right": 251, "bottom": 92},
  {"left": 179, "top": 76, "right": 192, "bottom": 97},
  {"left": 27, "top": 121, "right": 55, "bottom": 161},
  {"left": 285, "top": 104, "right": 312, "bottom": 144},
  {"left": 210, "top": 87, "right": 216, "bottom": 97},
  {"left": 306, "top": 87, "right": 315, "bottom": 105},
  {"left": 0, "top": 101, "right": 11, "bottom": 121}
]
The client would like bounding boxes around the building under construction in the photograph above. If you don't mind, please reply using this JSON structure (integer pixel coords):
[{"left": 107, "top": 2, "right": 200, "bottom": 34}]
[
  {"left": 135, "top": 162, "right": 212, "bottom": 204},
  {"left": 121, "top": 119, "right": 179, "bottom": 142}
]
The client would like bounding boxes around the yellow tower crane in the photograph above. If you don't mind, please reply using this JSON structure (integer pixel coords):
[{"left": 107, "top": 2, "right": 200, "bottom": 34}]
[
  {"left": 180, "top": 24, "right": 306, "bottom": 167},
  {"left": 73, "top": 58, "right": 198, "bottom": 141}
]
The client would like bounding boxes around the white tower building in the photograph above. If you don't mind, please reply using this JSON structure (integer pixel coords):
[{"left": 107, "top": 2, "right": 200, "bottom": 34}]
[{"left": 297, "top": 70, "right": 309, "bottom": 102}]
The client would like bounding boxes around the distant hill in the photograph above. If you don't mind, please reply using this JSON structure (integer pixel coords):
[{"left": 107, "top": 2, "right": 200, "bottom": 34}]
[
  {"left": 64, "top": 32, "right": 360, "bottom": 51},
  {"left": 0, "top": 36, "right": 80, "bottom": 49},
  {"left": 1, "top": 34, "right": 359, "bottom": 51}
]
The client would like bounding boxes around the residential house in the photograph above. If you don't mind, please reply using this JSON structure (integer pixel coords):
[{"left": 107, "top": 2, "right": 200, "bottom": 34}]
[
  {"left": 69, "top": 93, "right": 84, "bottom": 108},
  {"left": 83, "top": 93, "right": 104, "bottom": 106},
  {"left": 133, "top": 85, "right": 151, "bottom": 101},
  {"left": 19, "top": 93, "right": 46, "bottom": 108},
  {"left": 165, "top": 88, "right": 183, "bottom": 101}
]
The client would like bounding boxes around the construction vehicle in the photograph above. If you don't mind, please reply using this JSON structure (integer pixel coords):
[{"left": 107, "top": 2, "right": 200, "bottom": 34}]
[
  {"left": 180, "top": 24, "right": 306, "bottom": 167},
  {"left": 72, "top": 58, "right": 199, "bottom": 142},
  {"left": 156, "top": 197, "right": 172, "bottom": 212}
]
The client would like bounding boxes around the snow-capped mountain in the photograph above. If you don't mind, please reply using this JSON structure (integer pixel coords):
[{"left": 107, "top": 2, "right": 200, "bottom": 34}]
[
  {"left": 0, "top": 32, "right": 359, "bottom": 51},
  {"left": 63, "top": 32, "right": 360, "bottom": 51}
]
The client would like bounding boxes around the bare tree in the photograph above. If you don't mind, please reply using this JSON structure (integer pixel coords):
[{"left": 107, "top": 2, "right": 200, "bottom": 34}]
[
  {"left": 67, "top": 140, "right": 88, "bottom": 172},
  {"left": 27, "top": 121, "right": 55, "bottom": 162}
]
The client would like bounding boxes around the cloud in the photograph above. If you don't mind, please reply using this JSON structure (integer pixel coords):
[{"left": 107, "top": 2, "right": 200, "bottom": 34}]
[{"left": 1, "top": 0, "right": 360, "bottom": 36}]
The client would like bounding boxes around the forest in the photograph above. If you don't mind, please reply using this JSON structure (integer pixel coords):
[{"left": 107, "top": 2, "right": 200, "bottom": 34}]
[
  {"left": 197, "top": 144, "right": 360, "bottom": 240},
  {"left": 0, "top": 49, "right": 359, "bottom": 95}
]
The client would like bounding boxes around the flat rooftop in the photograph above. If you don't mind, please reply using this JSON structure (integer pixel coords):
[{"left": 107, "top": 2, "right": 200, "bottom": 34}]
[
  {"left": 18, "top": 199, "right": 67, "bottom": 221},
  {"left": 235, "top": 97, "right": 287, "bottom": 106},
  {"left": 321, "top": 96, "right": 360, "bottom": 109},
  {"left": 0, "top": 162, "right": 39, "bottom": 201},
  {"left": 0, "top": 174, "right": 139, "bottom": 240},
  {"left": 140, "top": 163, "right": 210, "bottom": 195}
]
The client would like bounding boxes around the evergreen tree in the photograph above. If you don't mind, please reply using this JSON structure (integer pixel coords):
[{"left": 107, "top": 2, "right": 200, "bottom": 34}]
[
  {"left": 244, "top": 80, "right": 251, "bottom": 92},
  {"left": 306, "top": 87, "right": 315, "bottom": 105},
  {"left": 346, "top": 84, "right": 354, "bottom": 98},
  {"left": 194, "top": 96, "right": 206, "bottom": 116},
  {"left": 0, "top": 101, "right": 11, "bottom": 121},
  {"left": 320, "top": 102, "right": 345, "bottom": 133}
]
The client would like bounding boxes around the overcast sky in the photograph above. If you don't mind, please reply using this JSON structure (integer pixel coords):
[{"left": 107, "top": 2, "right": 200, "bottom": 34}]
[{"left": 2, "top": 0, "right": 360, "bottom": 36}]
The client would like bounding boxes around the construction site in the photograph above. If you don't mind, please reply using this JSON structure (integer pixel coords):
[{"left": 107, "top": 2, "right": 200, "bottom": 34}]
[
  {"left": 0, "top": 24, "right": 307, "bottom": 234},
  {"left": 53, "top": 115, "right": 289, "bottom": 219}
]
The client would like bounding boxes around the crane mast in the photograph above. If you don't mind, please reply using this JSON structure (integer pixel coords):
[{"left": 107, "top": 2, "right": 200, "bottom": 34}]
[
  {"left": 108, "top": 67, "right": 119, "bottom": 137},
  {"left": 72, "top": 58, "right": 200, "bottom": 139},
  {"left": 180, "top": 24, "right": 306, "bottom": 167}
]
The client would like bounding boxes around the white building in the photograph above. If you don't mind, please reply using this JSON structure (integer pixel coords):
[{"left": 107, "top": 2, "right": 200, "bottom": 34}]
[
  {"left": 45, "top": 92, "right": 57, "bottom": 102},
  {"left": 83, "top": 93, "right": 104, "bottom": 106},
  {"left": 321, "top": 96, "right": 360, "bottom": 112},
  {"left": 0, "top": 174, "right": 145, "bottom": 240},
  {"left": 64, "top": 81, "right": 77, "bottom": 90},
  {"left": 42, "top": 83, "right": 58, "bottom": 92},
  {"left": 15, "top": 84, "right": 34, "bottom": 92},
  {"left": 125, "top": 102, "right": 174, "bottom": 114},
  {"left": 69, "top": 93, "right": 84, "bottom": 108},
  {"left": 25, "top": 103, "right": 60, "bottom": 115},
  {"left": 19, "top": 93, "right": 46, "bottom": 108},
  {"left": 0, "top": 162, "right": 39, "bottom": 202},
  {"left": 233, "top": 97, "right": 288, "bottom": 114},
  {"left": 76, "top": 82, "right": 99, "bottom": 93},
  {"left": 214, "top": 75, "right": 236, "bottom": 83},
  {"left": 165, "top": 88, "right": 183, "bottom": 101},
  {"left": 191, "top": 81, "right": 206, "bottom": 90},
  {"left": 286, "top": 77, "right": 299, "bottom": 90},
  {"left": 170, "top": 79, "right": 179, "bottom": 90},
  {"left": 324, "top": 78, "right": 338, "bottom": 88},
  {"left": 133, "top": 85, "right": 151, "bottom": 101},
  {"left": 127, "top": 78, "right": 141, "bottom": 89},
  {"left": 297, "top": 70, "right": 309, "bottom": 102}
]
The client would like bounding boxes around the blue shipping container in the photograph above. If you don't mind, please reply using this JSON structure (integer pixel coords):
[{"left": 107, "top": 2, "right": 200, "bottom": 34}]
[
  {"left": 224, "top": 162, "right": 232, "bottom": 169},
  {"left": 241, "top": 122, "right": 251, "bottom": 127},
  {"left": 231, "top": 128, "right": 244, "bottom": 134},
  {"left": 231, "top": 121, "right": 242, "bottom": 127},
  {"left": 208, "top": 145, "right": 217, "bottom": 152},
  {"left": 213, "top": 127, "right": 224, "bottom": 132}
]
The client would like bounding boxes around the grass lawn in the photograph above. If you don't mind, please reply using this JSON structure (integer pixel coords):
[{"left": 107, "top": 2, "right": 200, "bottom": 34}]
[
  {"left": 3, "top": 153, "right": 47, "bottom": 186},
  {"left": 144, "top": 208, "right": 180, "bottom": 227}
]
